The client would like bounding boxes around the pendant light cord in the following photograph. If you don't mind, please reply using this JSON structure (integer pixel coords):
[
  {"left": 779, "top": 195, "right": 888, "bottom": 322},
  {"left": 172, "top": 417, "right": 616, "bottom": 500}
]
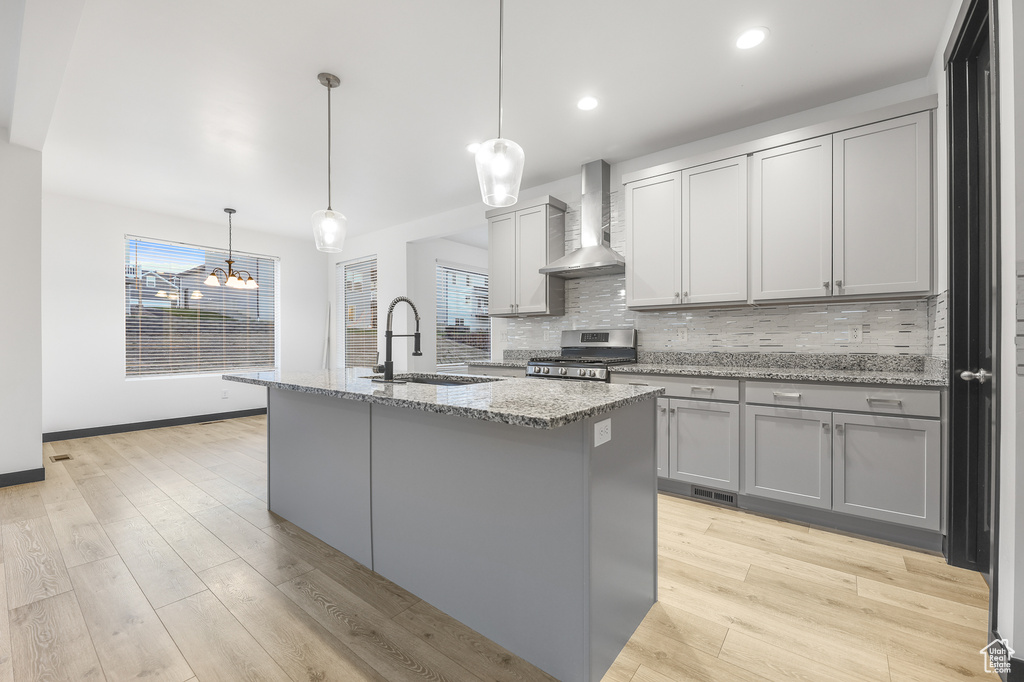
[
  {"left": 327, "top": 82, "right": 333, "bottom": 211},
  {"left": 497, "top": 0, "right": 504, "bottom": 139}
]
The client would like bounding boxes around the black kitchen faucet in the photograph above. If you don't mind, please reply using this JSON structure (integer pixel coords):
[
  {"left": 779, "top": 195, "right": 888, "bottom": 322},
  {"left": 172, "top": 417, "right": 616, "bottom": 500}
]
[{"left": 373, "top": 296, "right": 422, "bottom": 382}]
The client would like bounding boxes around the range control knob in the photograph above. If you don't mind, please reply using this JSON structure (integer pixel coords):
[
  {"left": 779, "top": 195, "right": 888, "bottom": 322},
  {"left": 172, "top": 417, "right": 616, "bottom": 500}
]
[
  {"left": 559, "top": 367, "right": 567, "bottom": 375},
  {"left": 578, "top": 368, "right": 586, "bottom": 376},
  {"left": 542, "top": 367, "right": 550, "bottom": 374},
  {"left": 588, "top": 370, "right": 596, "bottom": 378},
  {"left": 533, "top": 366, "right": 541, "bottom": 374}
]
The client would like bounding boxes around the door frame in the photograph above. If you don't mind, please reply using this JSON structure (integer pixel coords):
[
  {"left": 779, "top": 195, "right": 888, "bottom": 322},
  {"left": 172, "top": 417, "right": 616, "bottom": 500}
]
[{"left": 945, "top": 0, "right": 1000, "bottom": 621}]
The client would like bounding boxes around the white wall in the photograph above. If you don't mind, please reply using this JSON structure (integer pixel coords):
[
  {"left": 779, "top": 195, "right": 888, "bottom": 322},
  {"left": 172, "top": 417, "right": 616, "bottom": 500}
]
[
  {"left": 0, "top": 140, "right": 42, "bottom": 475},
  {"left": 406, "top": 238, "right": 489, "bottom": 373},
  {"left": 41, "top": 193, "right": 327, "bottom": 433},
  {"left": 1000, "top": 0, "right": 1023, "bottom": 651}
]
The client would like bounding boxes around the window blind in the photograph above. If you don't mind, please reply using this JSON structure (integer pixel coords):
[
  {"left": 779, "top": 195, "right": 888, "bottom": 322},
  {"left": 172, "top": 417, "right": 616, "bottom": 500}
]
[
  {"left": 436, "top": 264, "right": 490, "bottom": 369},
  {"left": 124, "top": 236, "right": 278, "bottom": 377},
  {"left": 338, "top": 257, "right": 378, "bottom": 368}
]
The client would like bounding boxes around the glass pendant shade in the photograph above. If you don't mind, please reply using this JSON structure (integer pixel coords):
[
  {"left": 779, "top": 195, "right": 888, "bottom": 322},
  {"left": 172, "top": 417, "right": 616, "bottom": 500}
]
[
  {"left": 204, "top": 273, "right": 220, "bottom": 287},
  {"left": 475, "top": 138, "right": 525, "bottom": 207},
  {"left": 312, "top": 208, "right": 347, "bottom": 253},
  {"left": 226, "top": 274, "right": 239, "bottom": 288}
]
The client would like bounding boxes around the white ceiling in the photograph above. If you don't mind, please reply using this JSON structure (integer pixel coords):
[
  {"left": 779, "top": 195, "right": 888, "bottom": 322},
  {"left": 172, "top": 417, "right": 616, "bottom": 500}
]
[{"left": 10, "top": 0, "right": 955, "bottom": 240}]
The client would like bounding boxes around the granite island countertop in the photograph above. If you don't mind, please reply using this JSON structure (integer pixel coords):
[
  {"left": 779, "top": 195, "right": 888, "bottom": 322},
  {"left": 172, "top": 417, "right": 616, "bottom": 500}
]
[
  {"left": 468, "top": 352, "right": 949, "bottom": 388},
  {"left": 224, "top": 370, "right": 664, "bottom": 429}
]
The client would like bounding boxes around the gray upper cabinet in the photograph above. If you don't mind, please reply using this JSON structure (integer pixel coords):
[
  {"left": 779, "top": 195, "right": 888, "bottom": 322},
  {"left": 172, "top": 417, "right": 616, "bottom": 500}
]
[
  {"left": 832, "top": 413, "right": 941, "bottom": 530},
  {"left": 682, "top": 157, "right": 748, "bottom": 305},
  {"left": 668, "top": 398, "right": 739, "bottom": 492},
  {"left": 626, "top": 156, "right": 747, "bottom": 308},
  {"left": 832, "top": 111, "right": 932, "bottom": 297},
  {"left": 625, "top": 173, "right": 680, "bottom": 307},
  {"left": 744, "top": 405, "right": 833, "bottom": 510},
  {"left": 750, "top": 136, "right": 834, "bottom": 301},
  {"left": 486, "top": 196, "right": 566, "bottom": 317},
  {"left": 751, "top": 112, "right": 932, "bottom": 302}
]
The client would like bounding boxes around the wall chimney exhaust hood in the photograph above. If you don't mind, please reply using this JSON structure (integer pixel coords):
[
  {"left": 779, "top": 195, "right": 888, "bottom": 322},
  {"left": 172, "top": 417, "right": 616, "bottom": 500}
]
[{"left": 539, "top": 159, "right": 625, "bottom": 279}]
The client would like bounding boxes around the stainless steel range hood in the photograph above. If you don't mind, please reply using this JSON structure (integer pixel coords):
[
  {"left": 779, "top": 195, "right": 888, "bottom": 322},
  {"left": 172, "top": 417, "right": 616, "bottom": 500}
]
[{"left": 539, "top": 159, "right": 625, "bottom": 279}]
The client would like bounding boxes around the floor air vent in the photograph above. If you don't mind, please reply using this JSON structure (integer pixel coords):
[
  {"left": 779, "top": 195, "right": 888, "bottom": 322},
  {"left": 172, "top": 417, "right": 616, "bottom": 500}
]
[
  {"left": 691, "top": 486, "right": 736, "bottom": 506},
  {"left": 49, "top": 454, "right": 72, "bottom": 462}
]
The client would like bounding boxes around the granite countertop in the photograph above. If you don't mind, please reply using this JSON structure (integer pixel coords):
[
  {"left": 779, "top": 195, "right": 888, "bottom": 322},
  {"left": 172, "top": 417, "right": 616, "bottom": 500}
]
[
  {"left": 223, "top": 370, "right": 664, "bottom": 429},
  {"left": 468, "top": 352, "right": 948, "bottom": 388}
]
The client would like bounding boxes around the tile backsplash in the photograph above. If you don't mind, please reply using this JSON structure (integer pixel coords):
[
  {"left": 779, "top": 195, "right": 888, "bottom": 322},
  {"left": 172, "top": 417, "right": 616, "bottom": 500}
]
[{"left": 502, "top": 193, "right": 947, "bottom": 357}]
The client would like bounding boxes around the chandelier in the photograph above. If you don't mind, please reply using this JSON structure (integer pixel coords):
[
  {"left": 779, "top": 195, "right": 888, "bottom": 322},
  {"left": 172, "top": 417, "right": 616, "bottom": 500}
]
[{"left": 204, "top": 208, "right": 258, "bottom": 289}]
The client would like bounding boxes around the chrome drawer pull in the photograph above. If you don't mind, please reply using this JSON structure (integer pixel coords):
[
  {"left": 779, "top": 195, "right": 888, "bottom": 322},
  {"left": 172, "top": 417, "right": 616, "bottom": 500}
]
[
  {"left": 772, "top": 391, "right": 801, "bottom": 399},
  {"left": 690, "top": 386, "right": 715, "bottom": 393},
  {"left": 866, "top": 397, "right": 903, "bottom": 406}
]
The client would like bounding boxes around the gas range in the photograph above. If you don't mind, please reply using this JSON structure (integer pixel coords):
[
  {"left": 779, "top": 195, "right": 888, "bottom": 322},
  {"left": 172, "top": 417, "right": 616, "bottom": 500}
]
[{"left": 526, "top": 329, "right": 638, "bottom": 382}]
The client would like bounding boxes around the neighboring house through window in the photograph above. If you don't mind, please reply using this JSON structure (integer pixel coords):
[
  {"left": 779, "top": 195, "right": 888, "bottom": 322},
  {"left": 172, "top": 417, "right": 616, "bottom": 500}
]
[
  {"left": 436, "top": 263, "right": 490, "bottom": 369},
  {"left": 124, "top": 236, "right": 279, "bottom": 376},
  {"left": 337, "top": 257, "right": 378, "bottom": 368}
]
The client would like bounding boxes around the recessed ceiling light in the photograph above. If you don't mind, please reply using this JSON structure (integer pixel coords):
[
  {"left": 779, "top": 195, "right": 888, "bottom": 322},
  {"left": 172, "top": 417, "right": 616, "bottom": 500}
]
[
  {"left": 736, "top": 27, "right": 769, "bottom": 49},
  {"left": 577, "top": 96, "right": 599, "bottom": 111},
  {"left": 466, "top": 142, "right": 481, "bottom": 154}
]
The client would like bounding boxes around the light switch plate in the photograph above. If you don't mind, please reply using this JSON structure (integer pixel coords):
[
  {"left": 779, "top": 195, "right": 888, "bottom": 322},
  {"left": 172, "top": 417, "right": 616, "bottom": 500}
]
[
  {"left": 848, "top": 325, "right": 863, "bottom": 344},
  {"left": 594, "top": 419, "right": 611, "bottom": 447}
]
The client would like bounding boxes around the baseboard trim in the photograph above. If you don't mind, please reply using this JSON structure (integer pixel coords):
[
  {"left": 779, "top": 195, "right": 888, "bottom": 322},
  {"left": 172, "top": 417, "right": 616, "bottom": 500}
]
[
  {"left": 0, "top": 467, "right": 45, "bottom": 489},
  {"left": 42, "top": 408, "right": 267, "bottom": 442},
  {"left": 989, "top": 629, "right": 1023, "bottom": 681}
]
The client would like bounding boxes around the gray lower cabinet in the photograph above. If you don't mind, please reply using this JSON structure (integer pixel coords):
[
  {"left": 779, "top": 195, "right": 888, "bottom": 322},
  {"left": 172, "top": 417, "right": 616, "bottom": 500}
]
[
  {"left": 668, "top": 398, "right": 739, "bottom": 492},
  {"left": 832, "top": 413, "right": 941, "bottom": 530},
  {"left": 743, "top": 405, "right": 833, "bottom": 510}
]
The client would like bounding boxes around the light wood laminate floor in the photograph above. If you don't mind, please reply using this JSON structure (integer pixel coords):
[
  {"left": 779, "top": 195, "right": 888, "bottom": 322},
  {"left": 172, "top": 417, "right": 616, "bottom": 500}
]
[{"left": 0, "top": 416, "right": 988, "bottom": 681}]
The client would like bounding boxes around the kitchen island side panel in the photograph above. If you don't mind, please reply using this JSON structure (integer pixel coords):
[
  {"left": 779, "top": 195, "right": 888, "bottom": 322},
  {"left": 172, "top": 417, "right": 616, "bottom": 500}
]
[
  {"left": 370, "top": 403, "right": 589, "bottom": 682},
  {"left": 267, "top": 387, "right": 372, "bottom": 567},
  {"left": 586, "top": 398, "right": 658, "bottom": 680}
]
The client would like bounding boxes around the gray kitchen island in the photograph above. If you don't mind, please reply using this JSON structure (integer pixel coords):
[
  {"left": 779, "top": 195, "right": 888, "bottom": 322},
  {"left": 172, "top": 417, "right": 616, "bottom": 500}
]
[{"left": 224, "top": 369, "right": 663, "bottom": 682}]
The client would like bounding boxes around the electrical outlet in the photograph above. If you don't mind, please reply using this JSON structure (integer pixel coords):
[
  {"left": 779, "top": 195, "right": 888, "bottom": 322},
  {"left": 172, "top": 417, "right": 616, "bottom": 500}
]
[
  {"left": 221, "top": 390, "right": 229, "bottom": 399},
  {"left": 594, "top": 419, "right": 611, "bottom": 447},
  {"left": 848, "top": 325, "right": 863, "bottom": 344},
  {"left": 676, "top": 328, "right": 688, "bottom": 343}
]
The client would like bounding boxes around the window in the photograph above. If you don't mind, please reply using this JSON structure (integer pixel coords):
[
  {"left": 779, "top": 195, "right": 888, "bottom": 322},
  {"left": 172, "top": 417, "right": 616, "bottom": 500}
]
[
  {"left": 124, "top": 236, "right": 278, "bottom": 377},
  {"left": 337, "top": 257, "right": 378, "bottom": 368},
  {"left": 436, "top": 263, "right": 490, "bottom": 369}
]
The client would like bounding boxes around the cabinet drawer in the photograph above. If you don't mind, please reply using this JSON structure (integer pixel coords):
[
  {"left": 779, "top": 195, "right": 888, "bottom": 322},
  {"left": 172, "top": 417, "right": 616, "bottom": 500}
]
[
  {"left": 745, "top": 381, "right": 940, "bottom": 418},
  {"left": 611, "top": 374, "right": 739, "bottom": 402}
]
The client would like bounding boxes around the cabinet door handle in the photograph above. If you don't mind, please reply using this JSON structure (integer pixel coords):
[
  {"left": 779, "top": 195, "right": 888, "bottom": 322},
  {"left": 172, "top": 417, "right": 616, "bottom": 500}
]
[
  {"left": 822, "top": 281, "right": 831, "bottom": 290},
  {"left": 835, "top": 424, "right": 844, "bottom": 435},
  {"left": 658, "top": 406, "right": 667, "bottom": 413},
  {"left": 682, "top": 291, "right": 688, "bottom": 297},
  {"left": 822, "top": 423, "right": 831, "bottom": 434},
  {"left": 674, "top": 292, "right": 680, "bottom": 300},
  {"left": 669, "top": 407, "right": 677, "bottom": 414},
  {"left": 629, "top": 382, "right": 650, "bottom": 386},
  {"left": 835, "top": 279, "right": 843, "bottom": 288},
  {"left": 772, "top": 391, "right": 802, "bottom": 399},
  {"left": 866, "top": 397, "right": 903, "bottom": 406},
  {"left": 509, "top": 303, "right": 514, "bottom": 311},
  {"left": 690, "top": 386, "right": 715, "bottom": 394}
]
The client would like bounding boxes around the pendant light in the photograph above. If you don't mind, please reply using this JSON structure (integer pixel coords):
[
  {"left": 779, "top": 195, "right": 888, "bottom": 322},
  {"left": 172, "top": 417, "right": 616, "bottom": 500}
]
[
  {"left": 312, "top": 72, "right": 347, "bottom": 253},
  {"left": 204, "top": 208, "right": 258, "bottom": 289},
  {"left": 475, "top": 0, "right": 524, "bottom": 207}
]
